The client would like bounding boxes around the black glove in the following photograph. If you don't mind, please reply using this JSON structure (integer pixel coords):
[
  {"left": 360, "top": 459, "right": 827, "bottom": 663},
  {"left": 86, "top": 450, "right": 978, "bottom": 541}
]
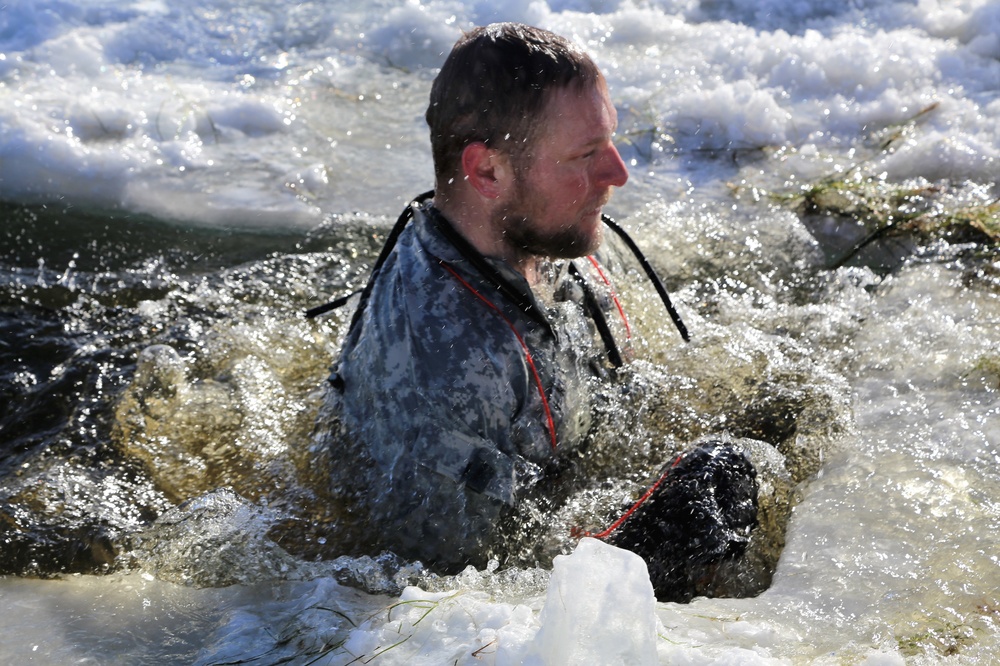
[{"left": 607, "top": 440, "right": 759, "bottom": 602}]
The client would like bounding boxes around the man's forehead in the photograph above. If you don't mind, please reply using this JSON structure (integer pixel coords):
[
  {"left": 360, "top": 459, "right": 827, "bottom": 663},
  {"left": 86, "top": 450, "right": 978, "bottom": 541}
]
[{"left": 541, "top": 83, "right": 617, "bottom": 134}]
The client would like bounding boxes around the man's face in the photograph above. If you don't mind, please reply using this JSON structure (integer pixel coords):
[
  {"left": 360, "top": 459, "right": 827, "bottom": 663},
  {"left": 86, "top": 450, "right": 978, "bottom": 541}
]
[{"left": 496, "top": 82, "right": 629, "bottom": 260}]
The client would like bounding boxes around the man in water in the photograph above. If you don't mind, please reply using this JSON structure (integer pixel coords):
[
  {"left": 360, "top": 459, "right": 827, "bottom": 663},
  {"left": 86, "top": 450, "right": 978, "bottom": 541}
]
[{"left": 321, "top": 22, "right": 757, "bottom": 598}]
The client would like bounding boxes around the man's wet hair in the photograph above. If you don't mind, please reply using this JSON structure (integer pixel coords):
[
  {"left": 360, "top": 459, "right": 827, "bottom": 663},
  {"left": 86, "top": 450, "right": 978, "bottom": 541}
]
[{"left": 426, "top": 22, "right": 602, "bottom": 185}]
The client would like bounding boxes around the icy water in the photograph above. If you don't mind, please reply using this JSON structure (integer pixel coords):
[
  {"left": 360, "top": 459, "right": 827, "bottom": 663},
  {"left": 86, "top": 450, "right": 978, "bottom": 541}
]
[{"left": 1, "top": 0, "right": 999, "bottom": 663}]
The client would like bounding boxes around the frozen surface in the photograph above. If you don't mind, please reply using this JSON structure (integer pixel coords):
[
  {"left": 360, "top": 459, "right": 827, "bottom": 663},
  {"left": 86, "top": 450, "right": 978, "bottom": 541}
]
[
  {"left": 1, "top": 0, "right": 997, "bottom": 223},
  {"left": 524, "top": 538, "right": 658, "bottom": 665}
]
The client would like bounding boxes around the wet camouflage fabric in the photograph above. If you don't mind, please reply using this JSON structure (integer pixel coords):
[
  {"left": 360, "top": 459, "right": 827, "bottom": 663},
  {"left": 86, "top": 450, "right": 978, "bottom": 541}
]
[{"left": 326, "top": 202, "right": 629, "bottom": 571}]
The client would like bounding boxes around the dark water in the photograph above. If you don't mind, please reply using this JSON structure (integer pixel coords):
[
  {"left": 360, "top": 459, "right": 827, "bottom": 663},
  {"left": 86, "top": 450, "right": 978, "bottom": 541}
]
[
  {"left": 3, "top": 184, "right": 1000, "bottom": 663},
  {"left": 0, "top": 190, "right": 810, "bottom": 586},
  {"left": 0, "top": 201, "right": 387, "bottom": 574}
]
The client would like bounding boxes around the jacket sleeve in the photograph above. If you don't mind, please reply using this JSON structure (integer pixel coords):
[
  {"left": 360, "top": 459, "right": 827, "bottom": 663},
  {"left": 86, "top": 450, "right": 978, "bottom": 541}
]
[
  {"left": 330, "top": 317, "right": 546, "bottom": 571},
  {"left": 329, "top": 228, "right": 555, "bottom": 571},
  {"left": 332, "top": 368, "right": 546, "bottom": 572},
  {"left": 372, "top": 420, "right": 522, "bottom": 571}
]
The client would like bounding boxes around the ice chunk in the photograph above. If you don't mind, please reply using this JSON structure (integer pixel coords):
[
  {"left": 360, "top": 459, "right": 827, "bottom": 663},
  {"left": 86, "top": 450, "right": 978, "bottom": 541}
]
[{"left": 523, "top": 538, "right": 657, "bottom": 666}]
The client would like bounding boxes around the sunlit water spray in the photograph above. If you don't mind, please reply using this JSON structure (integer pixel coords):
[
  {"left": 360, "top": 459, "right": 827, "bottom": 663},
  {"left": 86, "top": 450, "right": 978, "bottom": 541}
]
[{"left": 2, "top": 0, "right": 999, "bottom": 663}]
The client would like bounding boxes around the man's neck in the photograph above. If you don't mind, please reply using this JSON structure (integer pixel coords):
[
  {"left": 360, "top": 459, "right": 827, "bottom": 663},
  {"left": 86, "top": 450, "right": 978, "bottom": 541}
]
[{"left": 434, "top": 193, "right": 543, "bottom": 285}]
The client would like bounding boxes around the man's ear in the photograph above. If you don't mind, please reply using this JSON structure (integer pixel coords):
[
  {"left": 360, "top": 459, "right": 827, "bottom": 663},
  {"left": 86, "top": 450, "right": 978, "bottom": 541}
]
[{"left": 461, "top": 142, "right": 513, "bottom": 199}]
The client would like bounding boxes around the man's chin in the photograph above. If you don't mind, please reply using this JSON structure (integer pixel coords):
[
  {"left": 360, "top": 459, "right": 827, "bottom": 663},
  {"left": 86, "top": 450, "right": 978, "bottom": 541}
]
[
  {"left": 574, "top": 213, "right": 605, "bottom": 256},
  {"left": 551, "top": 225, "right": 603, "bottom": 259},
  {"left": 503, "top": 211, "right": 604, "bottom": 260}
]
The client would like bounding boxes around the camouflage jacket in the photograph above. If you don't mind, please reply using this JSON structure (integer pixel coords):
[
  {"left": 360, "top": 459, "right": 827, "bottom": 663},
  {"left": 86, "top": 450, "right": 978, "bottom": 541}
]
[{"left": 326, "top": 201, "right": 630, "bottom": 571}]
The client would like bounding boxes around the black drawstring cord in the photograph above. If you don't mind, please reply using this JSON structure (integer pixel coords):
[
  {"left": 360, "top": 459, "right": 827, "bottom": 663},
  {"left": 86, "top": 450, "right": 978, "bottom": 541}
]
[
  {"left": 305, "top": 190, "right": 435, "bottom": 323},
  {"left": 305, "top": 192, "right": 689, "bottom": 346},
  {"left": 427, "top": 206, "right": 557, "bottom": 339},
  {"left": 303, "top": 289, "right": 359, "bottom": 319},
  {"left": 568, "top": 261, "right": 625, "bottom": 368},
  {"left": 601, "top": 213, "right": 689, "bottom": 343}
]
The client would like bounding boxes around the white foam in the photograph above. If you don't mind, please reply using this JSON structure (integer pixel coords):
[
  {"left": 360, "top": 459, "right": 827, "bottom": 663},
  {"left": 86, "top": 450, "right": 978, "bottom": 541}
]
[{"left": 2, "top": 0, "right": 996, "bottom": 226}]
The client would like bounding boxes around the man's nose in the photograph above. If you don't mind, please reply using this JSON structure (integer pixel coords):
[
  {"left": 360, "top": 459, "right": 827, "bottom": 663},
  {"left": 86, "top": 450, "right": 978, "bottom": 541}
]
[{"left": 597, "top": 143, "right": 629, "bottom": 188}]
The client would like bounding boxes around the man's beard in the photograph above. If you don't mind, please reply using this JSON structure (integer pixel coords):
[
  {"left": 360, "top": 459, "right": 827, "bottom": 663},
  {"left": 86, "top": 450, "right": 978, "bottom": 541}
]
[{"left": 494, "top": 183, "right": 605, "bottom": 260}]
